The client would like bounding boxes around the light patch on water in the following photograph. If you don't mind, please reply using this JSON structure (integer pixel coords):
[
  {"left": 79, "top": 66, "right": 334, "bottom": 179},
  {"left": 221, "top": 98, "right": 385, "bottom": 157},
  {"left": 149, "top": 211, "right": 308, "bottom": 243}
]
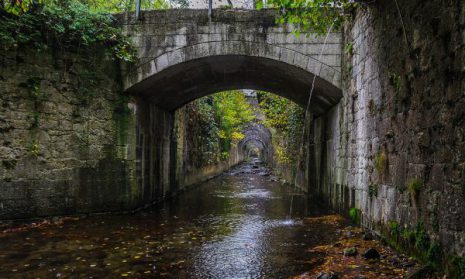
[{"left": 267, "top": 218, "right": 303, "bottom": 227}]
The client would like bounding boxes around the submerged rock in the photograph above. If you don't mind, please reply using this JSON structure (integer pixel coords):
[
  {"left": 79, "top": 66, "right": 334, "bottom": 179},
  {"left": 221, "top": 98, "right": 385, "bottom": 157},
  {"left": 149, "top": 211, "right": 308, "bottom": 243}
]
[
  {"left": 363, "top": 248, "right": 380, "bottom": 259},
  {"left": 362, "top": 231, "right": 375, "bottom": 241},
  {"left": 317, "top": 272, "right": 338, "bottom": 279}
]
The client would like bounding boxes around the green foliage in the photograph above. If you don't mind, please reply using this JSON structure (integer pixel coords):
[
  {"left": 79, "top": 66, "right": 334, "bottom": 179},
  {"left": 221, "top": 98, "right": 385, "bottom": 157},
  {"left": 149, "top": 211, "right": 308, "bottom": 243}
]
[
  {"left": 257, "top": 91, "right": 304, "bottom": 164},
  {"left": 388, "top": 220, "right": 400, "bottom": 235},
  {"left": 1, "top": 0, "right": 44, "bottom": 15},
  {"left": 0, "top": 0, "right": 136, "bottom": 62},
  {"left": 213, "top": 91, "right": 255, "bottom": 153},
  {"left": 374, "top": 151, "right": 387, "bottom": 175},
  {"left": 414, "top": 221, "right": 430, "bottom": 251},
  {"left": 368, "top": 184, "right": 378, "bottom": 197},
  {"left": 26, "top": 140, "right": 40, "bottom": 156},
  {"left": 349, "top": 207, "right": 359, "bottom": 223},
  {"left": 219, "top": 4, "right": 233, "bottom": 9},
  {"left": 344, "top": 42, "right": 354, "bottom": 55},
  {"left": 19, "top": 76, "right": 45, "bottom": 128},
  {"left": 401, "top": 228, "right": 416, "bottom": 244},
  {"left": 407, "top": 178, "right": 423, "bottom": 195},
  {"left": 426, "top": 241, "right": 441, "bottom": 264},
  {"left": 268, "top": 0, "right": 357, "bottom": 36},
  {"left": 220, "top": 151, "right": 229, "bottom": 161},
  {"left": 186, "top": 91, "right": 255, "bottom": 166},
  {"left": 1, "top": 0, "right": 171, "bottom": 14}
]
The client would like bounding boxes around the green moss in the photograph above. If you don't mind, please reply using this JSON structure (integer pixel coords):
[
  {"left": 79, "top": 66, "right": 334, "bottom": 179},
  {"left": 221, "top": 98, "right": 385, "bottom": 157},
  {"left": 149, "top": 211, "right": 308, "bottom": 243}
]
[
  {"left": 427, "top": 241, "right": 441, "bottom": 264},
  {"left": 407, "top": 178, "right": 423, "bottom": 195},
  {"left": 389, "top": 72, "right": 402, "bottom": 93},
  {"left": 344, "top": 42, "right": 354, "bottom": 56},
  {"left": 401, "top": 229, "right": 416, "bottom": 244},
  {"left": 414, "top": 222, "right": 430, "bottom": 251},
  {"left": 388, "top": 220, "right": 400, "bottom": 235},
  {"left": 374, "top": 151, "right": 387, "bottom": 175},
  {"left": 349, "top": 207, "right": 360, "bottom": 224},
  {"left": 384, "top": 220, "right": 444, "bottom": 270}
]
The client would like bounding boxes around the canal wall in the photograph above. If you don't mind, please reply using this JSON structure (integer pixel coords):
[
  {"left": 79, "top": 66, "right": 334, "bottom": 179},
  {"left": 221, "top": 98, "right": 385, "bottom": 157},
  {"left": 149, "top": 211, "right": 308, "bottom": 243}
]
[
  {"left": 311, "top": 0, "right": 465, "bottom": 272},
  {"left": 0, "top": 48, "right": 138, "bottom": 219},
  {"left": 0, "top": 49, "right": 245, "bottom": 219}
]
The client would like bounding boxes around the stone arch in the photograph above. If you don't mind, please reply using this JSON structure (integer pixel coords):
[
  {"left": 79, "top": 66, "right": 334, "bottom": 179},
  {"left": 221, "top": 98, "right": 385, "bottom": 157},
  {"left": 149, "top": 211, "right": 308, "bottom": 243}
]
[{"left": 124, "top": 41, "right": 342, "bottom": 115}]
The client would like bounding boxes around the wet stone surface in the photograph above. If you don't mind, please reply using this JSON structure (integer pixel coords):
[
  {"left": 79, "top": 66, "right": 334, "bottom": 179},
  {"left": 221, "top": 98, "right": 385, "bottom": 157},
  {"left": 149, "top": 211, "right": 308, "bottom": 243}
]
[{"left": 0, "top": 161, "right": 436, "bottom": 278}]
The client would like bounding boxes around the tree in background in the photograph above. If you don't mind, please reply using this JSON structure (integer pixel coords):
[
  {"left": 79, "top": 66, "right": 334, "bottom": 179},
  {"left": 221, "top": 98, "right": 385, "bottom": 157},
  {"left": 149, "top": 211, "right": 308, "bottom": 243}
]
[
  {"left": 213, "top": 91, "right": 255, "bottom": 159},
  {"left": 260, "top": 0, "right": 357, "bottom": 36},
  {"left": 256, "top": 91, "right": 304, "bottom": 164},
  {"left": 185, "top": 91, "right": 256, "bottom": 165}
]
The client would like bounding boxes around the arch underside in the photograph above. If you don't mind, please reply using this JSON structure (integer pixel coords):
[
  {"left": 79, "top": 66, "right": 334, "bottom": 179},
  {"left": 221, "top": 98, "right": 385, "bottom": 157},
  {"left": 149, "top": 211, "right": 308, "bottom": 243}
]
[{"left": 126, "top": 55, "right": 342, "bottom": 115}]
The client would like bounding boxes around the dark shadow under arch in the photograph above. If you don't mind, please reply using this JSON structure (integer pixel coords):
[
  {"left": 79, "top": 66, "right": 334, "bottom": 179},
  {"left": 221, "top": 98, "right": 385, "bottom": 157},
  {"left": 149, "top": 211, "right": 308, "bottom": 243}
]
[{"left": 125, "top": 55, "right": 342, "bottom": 115}]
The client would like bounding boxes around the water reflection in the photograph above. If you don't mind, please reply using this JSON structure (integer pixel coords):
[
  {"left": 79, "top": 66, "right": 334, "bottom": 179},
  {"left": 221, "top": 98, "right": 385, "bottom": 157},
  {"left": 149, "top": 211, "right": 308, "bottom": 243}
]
[{"left": 0, "top": 160, "right": 340, "bottom": 279}]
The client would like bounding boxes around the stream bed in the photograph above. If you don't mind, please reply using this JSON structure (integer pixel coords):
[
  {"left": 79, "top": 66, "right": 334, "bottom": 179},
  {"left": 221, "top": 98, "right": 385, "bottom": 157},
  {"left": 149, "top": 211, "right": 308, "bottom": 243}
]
[{"left": 0, "top": 160, "right": 435, "bottom": 278}]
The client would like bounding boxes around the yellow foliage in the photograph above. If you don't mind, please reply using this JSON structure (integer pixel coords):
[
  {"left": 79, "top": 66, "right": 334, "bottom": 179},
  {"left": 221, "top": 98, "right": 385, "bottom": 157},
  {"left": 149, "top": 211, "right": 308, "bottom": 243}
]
[{"left": 231, "top": 131, "right": 245, "bottom": 143}]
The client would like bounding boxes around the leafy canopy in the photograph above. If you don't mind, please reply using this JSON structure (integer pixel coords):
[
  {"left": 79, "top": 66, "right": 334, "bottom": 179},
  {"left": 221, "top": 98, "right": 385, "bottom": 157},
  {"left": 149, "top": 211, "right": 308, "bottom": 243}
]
[
  {"left": 265, "top": 0, "right": 357, "bottom": 36},
  {"left": 213, "top": 91, "right": 256, "bottom": 151},
  {"left": 257, "top": 92, "right": 304, "bottom": 164}
]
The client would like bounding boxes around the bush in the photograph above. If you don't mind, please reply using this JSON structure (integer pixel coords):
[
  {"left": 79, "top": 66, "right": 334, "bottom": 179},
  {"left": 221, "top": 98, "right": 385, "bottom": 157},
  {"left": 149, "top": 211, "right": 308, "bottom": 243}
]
[{"left": 0, "top": 0, "right": 136, "bottom": 62}]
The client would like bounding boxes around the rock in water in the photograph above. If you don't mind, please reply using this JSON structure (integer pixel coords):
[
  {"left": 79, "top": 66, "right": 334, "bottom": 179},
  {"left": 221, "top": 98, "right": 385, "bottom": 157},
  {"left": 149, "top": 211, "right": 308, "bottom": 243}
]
[
  {"left": 343, "top": 247, "right": 358, "bottom": 256},
  {"left": 317, "top": 273, "right": 338, "bottom": 279},
  {"left": 362, "top": 231, "right": 374, "bottom": 240},
  {"left": 363, "top": 248, "right": 380, "bottom": 259}
]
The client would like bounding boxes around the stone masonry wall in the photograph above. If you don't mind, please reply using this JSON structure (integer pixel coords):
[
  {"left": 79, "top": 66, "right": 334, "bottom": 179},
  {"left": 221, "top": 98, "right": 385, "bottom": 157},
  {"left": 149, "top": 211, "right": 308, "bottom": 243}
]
[
  {"left": 0, "top": 48, "right": 246, "bottom": 220},
  {"left": 174, "top": 103, "right": 245, "bottom": 189},
  {"left": 312, "top": 0, "right": 465, "bottom": 271},
  {"left": 0, "top": 49, "right": 138, "bottom": 219}
]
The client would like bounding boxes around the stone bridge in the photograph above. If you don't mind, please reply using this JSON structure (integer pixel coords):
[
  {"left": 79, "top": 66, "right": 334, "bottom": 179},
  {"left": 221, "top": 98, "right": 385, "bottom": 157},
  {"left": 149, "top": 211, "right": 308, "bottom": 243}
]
[{"left": 118, "top": 9, "right": 342, "bottom": 114}]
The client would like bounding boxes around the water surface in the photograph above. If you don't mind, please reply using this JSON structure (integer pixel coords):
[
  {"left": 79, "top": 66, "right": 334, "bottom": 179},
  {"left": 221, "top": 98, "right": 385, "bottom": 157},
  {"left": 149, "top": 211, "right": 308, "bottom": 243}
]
[{"left": 0, "top": 160, "right": 344, "bottom": 278}]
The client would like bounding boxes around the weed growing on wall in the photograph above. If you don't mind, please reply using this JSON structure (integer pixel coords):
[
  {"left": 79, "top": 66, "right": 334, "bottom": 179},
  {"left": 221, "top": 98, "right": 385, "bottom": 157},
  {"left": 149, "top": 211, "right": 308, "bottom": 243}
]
[
  {"left": 407, "top": 178, "right": 423, "bottom": 196},
  {"left": 374, "top": 151, "right": 387, "bottom": 177}
]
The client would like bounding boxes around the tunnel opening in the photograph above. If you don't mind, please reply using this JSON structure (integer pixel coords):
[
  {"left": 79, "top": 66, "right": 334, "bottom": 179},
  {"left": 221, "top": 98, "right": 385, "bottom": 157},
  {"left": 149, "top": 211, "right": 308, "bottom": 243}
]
[{"left": 128, "top": 54, "right": 341, "bottom": 203}]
